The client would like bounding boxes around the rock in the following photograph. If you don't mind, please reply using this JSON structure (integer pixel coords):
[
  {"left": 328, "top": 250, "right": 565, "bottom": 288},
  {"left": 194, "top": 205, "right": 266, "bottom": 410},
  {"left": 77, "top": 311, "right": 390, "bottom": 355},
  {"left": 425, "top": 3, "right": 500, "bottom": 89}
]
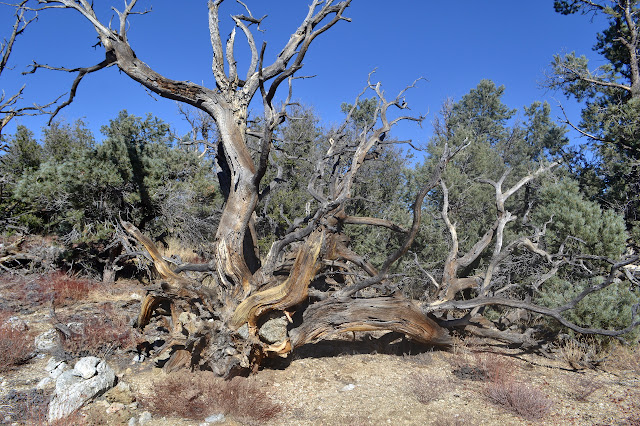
[
  {"left": 340, "top": 383, "right": 356, "bottom": 391},
  {"left": 74, "top": 356, "right": 101, "bottom": 379},
  {"left": 34, "top": 329, "right": 60, "bottom": 353},
  {"left": 45, "top": 357, "right": 63, "bottom": 373},
  {"left": 55, "top": 370, "right": 82, "bottom": 393},
  {"left": 205, "top": 413, "right": 225, "bottom": 423},
  {"left": 36, "top": 377, "right": 53, "bottom": 390},
  {"left": 48, "top": 359, "right": 116, "bottom": 422},
  {"left": 128, "top": 417, "right": 137, "bottom": 426},
  {"left": 139, "top": 411, "right": 152, "bottom": 425},
  {"left": 106, "top": 402, "right": 125, "bottom": 414},
  {"left": 130, "top": 292, "right": 143, "bottom": 300},
  {"left": 258, "top": 313, "right": 288, "bottom": 344},
  {"left": 0, "top": 316, "right": 28, "bottom": 332},
  {"left": 104, "top": 381, "right": 135, "bottom": 404}
]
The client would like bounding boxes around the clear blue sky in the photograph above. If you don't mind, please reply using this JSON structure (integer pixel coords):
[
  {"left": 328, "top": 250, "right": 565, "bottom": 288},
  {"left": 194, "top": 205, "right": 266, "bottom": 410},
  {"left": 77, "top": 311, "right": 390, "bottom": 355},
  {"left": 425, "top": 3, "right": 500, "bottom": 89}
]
[{"left": 1, "top": 1, "right": 607, "bottom": 148}]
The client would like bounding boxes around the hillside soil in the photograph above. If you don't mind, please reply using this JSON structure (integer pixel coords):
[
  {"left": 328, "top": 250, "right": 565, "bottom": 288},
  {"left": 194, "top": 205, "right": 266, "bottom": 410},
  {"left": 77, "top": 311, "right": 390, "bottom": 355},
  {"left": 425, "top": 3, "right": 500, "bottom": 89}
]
[{"left": 0, "top": 273, "right": 639, "bottom": 426}]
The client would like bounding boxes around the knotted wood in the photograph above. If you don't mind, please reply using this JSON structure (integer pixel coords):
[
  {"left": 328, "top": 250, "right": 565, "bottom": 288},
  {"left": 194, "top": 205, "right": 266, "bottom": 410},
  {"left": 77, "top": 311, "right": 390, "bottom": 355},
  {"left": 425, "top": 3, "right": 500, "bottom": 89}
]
[{"left": 229, "top": 230, "right": 325, "bottom": 330}]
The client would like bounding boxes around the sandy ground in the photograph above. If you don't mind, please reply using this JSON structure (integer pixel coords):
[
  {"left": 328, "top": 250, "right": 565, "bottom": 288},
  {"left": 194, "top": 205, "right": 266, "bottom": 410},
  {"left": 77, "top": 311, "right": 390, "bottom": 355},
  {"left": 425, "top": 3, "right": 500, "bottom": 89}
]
[{"left": 1, "top": 277, "right": 639, "bottom": 426}]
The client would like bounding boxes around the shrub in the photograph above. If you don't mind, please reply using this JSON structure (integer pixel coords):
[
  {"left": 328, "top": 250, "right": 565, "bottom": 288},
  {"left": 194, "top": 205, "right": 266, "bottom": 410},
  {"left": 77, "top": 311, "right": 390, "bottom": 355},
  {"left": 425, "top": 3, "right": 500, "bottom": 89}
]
[
  {"left": 39, "top": 271, "right": 95, "bottom": 307},
  {"left": 484, "top": 380, "right": 553, "bottom": 421},
  {"left": 141, "top": 370, "right": 281, "bottom": 423},
  {"left": 566, "top": 375, "right": 603, "bottom": 402},
  {"left": 61, "top": 303, "right": 138, "bottom": 358},
  {"left": 0, "top": 312, "right": 33, "bottom": 372},
  {"left": 410, "top": 374, "right": 451, "bottom": 404},
  {"left": 450, "top": 351, "right": 514, "bottom": 383}
]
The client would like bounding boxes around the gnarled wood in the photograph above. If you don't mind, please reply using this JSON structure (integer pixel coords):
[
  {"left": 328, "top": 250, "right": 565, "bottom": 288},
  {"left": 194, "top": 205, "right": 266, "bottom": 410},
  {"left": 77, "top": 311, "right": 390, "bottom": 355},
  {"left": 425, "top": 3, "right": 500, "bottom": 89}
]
[
  {"left": 289, "top": 296, "right": 452, "bottom": 348},
  {"left": 229, "top": 230, "right": 325, "bottom": 329}
]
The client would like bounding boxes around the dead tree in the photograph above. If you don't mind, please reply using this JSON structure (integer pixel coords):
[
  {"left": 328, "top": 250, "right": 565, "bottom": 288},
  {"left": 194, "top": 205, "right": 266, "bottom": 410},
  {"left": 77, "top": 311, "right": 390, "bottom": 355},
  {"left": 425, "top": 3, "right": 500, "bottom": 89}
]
[
  {"left": 0, "top": 1, "right": 63, "bottom": 137},
  {"left": 24, "top": 1, "right": 640, "bottom": 376}
]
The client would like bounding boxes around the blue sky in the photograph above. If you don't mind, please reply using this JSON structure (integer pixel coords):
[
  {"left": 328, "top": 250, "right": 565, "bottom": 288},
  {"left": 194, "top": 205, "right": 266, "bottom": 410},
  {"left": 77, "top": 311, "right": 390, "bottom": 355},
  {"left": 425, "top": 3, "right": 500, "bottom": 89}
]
[{"left": 1, "top": 1, "right": 608, "bottom": 148}]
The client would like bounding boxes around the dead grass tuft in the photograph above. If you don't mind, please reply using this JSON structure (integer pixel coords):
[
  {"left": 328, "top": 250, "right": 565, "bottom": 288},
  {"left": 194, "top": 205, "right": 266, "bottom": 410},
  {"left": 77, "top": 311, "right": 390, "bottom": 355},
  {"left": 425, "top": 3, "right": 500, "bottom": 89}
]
[
  {"left": 141, "top": 370, "right": 281, "bottom": 423},
  {"left": 0, "top": 311, "right": 34, "bottom": 372},
  {"left": 39, "top": 271, "right": 96, "bottom": 307},
  {"left": 484, "top": 379, "right": 553, "bottom": 421},
  {"left": 410, "top": 374, "right": 452, "bottom": 404},
  {"left": 605, "top": 343, "right": 640, "bottom": 374},
  {"left": 566, "top": 374, "right": 603, "bottom": 402},
  {"left": 61, "top": 303, "right": 139, "bottom": 358}
]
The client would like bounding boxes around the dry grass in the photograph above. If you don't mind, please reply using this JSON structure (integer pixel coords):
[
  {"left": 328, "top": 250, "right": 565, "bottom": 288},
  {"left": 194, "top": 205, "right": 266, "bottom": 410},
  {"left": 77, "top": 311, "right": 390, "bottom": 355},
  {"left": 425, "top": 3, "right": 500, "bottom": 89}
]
[
  {"left": 0, "top": 311, "right": 34, "bottom": 372},
  {"left": 39, "top": 271, "right": 96, "bottom": 307},
  {"left": 0, "top": 271, "right": 98, "bottom": 311},
  {"left": 447, "top": 349, "right": 553, "bottom": 421},
  {"left": 141, "top": 370, "right": 281, "bottom": 423},
  {"left": 61, "top": 303, "right": 139, "bottom": 358},
  {"left": 484, "top": 379, "right": 553, "bottom": 421},
  {"left": 605, "top": 343, "right": 640, "bottom": 374},
  {"left": 410, "top": 374, "right": 452, "bottom": 404},
  {"left": 566, "top": 374, "right": 604, "bottom": 402}
]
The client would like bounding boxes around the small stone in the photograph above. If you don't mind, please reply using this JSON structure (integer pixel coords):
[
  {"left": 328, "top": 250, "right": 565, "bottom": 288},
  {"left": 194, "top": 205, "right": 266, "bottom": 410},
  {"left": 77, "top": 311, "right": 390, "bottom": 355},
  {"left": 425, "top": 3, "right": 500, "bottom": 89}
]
[
  {"left": 128, "top": 417, "right": 138, "bottom": 426},
  {"left": 341, "top": 383, "right": 356, "bottom": 391},
  {"left": 139, "top": 411, "right": 152, "bottom": 425},
  {"left": 36, "top": 377, "right": 53, "bottom": 390},
  {"left": 74, "top": 356, "right": 101, "bottom": 379},
  {"left": 50, "top": 362, "right": 69, "bottom": 379},
  {"left": 46, "top": 357, "right": 63, "bottom": 372},
  {"left": 1, "top": 316, "right": 28, "bottom": 332},
  {"left": 106, "top": 402, "right": 125, "bottom": 414},
  {"left": 34, "top": 329, "right": 60, "bottom": 353},
  {"left": 204, "top": 413, "right": 225, "bottom": 423},
  {"left": 130, "top": 293, "right": 143, "bottom": 300}
]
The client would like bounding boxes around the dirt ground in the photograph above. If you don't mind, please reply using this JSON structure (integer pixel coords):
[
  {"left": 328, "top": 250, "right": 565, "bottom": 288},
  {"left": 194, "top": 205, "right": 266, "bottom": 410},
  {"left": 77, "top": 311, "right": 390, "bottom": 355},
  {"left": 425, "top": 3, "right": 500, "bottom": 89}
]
[{"left": 1, "top": 276, "right": 639, "bottom": 426}]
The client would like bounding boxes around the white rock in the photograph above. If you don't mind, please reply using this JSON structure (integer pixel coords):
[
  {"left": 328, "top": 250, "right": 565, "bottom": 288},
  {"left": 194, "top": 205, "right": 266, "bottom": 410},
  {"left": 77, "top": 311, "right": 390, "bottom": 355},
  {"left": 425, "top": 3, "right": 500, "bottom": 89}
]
[
  {"left": 130, "top": 293, "right": 143, "bottom": 300},
  {"left": 128, "top": 417, "right": 138, "bottom": 426},
  {"left": 205, "top": 413, "right": 225, "bottom": 423},
  {"left": 50, "top": 362, "right": 69, "bottom": 379},
  {"left": 0, "top": 316, "right": 28, "bottom": 332},
  {"left": 74, "top": 356, "right": 101, "bottom": 379},
  {"left": 45, "top": 357, "right": 63, "bottom": 373},
  {"left": 341, "top": 383, "right": 356, "bottom": 391},
  {"left": 48, "top": 359, "right": 116, "bottom": 422},
  {"left": 36, "top": 377, "right": 53, "bottom": 390},
  {"left": 34, "top": 329, "right": 60, "bottom": 352},
  {"left": 139, "top": 411, "right": 152, "bottom": 425}
]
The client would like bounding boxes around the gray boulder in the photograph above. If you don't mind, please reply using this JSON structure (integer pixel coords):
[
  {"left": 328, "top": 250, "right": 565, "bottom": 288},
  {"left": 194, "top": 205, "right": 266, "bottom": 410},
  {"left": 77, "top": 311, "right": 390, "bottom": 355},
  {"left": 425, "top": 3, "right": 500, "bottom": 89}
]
[{"left": 48, "top": 357, "right": 116, "bottom": 422}]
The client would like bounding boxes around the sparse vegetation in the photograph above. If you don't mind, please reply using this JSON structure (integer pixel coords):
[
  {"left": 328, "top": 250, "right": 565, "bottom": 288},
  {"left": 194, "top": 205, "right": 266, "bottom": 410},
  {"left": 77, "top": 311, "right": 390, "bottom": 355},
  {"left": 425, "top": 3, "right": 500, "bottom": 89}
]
[
  {"left": 484, "top": 379, "right": 553, "bottom": 421},
  {"left": 140, "top": 370, "right": 281, "bottom": 423},
  {"left": 410, "top": 374, "right": 451, "bottom": 404},
  {"left": 60, "top": 303, "right": 139, "bottom": 358},
  {"left": 0, "top": 311, "right": 33, "bottom": 372}
]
